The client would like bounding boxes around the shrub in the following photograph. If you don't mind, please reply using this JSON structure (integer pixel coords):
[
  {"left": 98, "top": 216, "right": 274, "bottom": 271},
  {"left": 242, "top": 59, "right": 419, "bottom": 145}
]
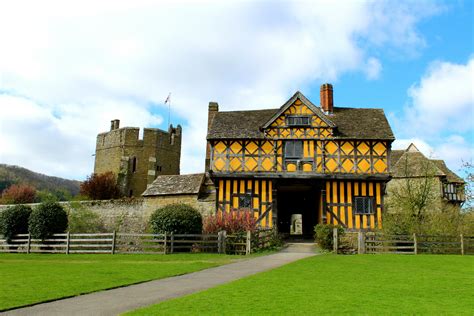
[
  {"left": 149, "top": 204, "right": 202, "bottom": 234},
  {"left": 314, "top": 224, "right": 344, "bottom": 251},
  {"left": 29, "top": 202, "right": 68, "bottom": 239},
  {"left": 80, "top": 172, "right": 122, "bottom": 200},
  {"left": 1, "top": 184, "right": 37, "bottom": 204},
  {"left": 68, "top": 203, "right": 105, "bottom": 233},
  {"left": 0, "top": 205, "right": 32, "bottom": 242},
  {"left": 203, "top": 210, "right": 257, "bottom": 234}
]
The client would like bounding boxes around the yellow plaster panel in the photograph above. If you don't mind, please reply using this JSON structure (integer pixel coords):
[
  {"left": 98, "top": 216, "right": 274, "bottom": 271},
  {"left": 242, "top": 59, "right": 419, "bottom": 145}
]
[
  {"left": 230, "top": 142, "right": 242, "bottom": 154},
  {"left": 214, "top": 141, "right": 226, "bottom": 154},
  {"left": 287, "top": 163, "right": 296, "bottom": 172},
  {"left": 342, "top": 159, "right": 354, "bottom": 173},
  {"left": 357, "top": 159, "right": 371, "bottom": 173},
  {"left": 374, "top": 159, "right": 387, "bottom": 173},
  {"left": 230, "top": 158, "right": 242, "bottom": 171},
  {"left": 245, "top": 141, "right": 258, "bottom": 154},
  {"left": 325, "top": 141, "right": 338, "bottom": 155},
  {"left": 357, "top": 142, "right": 370, "bottom": 155},
  {"left": 373, "top": 142, "right": 386, "bottom": 156},
  {"left": 303, "top": 163, "right": 312, "bottom": 172}
]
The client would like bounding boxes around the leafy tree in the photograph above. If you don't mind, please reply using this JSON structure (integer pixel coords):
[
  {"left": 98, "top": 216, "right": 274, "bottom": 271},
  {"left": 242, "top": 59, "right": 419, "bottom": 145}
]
[
  {"left": 461, "top": 160, "right": 473, "bottom": 209},
  {"left": 0, "top": 184, "right": 37, "bottom": 204},
  {"left": 80, "top": 172, "right": 122, "bottom": 200}
]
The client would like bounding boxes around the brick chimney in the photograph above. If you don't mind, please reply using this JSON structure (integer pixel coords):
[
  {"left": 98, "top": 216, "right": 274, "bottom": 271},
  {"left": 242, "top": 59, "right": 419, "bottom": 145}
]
[
  {"left": 205, "top": 102, "right": 219, "bottom": 171},
  {"left": 320, "top": 83, "right": 333, "bottom": 114},
  {"left": 110, "top": 119, "right": 120, "bottom": 131}
]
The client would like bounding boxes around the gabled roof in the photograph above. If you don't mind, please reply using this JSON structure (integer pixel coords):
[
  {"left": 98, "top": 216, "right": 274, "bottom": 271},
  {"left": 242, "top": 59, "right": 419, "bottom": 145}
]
[
  {"left": 207, "top": 107, "right": 395, "bottom": 140},
  {"left": 390, "top": 144, "right": 464, "bottom": 183},
  {"left": 142, "top": 173, "right": 205, "bottom": 196},
  {"left": 261, "top": 91, "right": 336, "bottom": 129},
  {"left": 431, "top": 160, "right": 464, "bottom": 183}
]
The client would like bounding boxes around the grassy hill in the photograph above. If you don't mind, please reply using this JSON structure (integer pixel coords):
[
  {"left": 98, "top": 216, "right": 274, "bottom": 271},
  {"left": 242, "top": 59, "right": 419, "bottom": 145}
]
[{"left": 0, "top": 164, "right": 81, "bottom": 196}]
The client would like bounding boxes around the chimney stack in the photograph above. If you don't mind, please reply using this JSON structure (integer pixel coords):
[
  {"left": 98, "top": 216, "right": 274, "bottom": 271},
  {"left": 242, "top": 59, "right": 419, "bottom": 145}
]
[
  {"left": 320, "top": 83, "right": 333, "bottom": 114},
  {"left": 110, "top": 119, "right": 120, "bottom": 131},
  {"left": 205, "top": 102, "right": 219, "bottom": 171}
]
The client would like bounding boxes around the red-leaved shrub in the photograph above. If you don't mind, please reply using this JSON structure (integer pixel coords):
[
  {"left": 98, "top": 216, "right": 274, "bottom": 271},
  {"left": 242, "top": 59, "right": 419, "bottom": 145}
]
[
  {"left": 1, "top": 184, "right": 37, "bottom": 204},
  {"left": 80, "top": 172, "right": 122, "bottom": 200},
  {"left": 203, "top": 210, "right": 257, "bottom": 234}
]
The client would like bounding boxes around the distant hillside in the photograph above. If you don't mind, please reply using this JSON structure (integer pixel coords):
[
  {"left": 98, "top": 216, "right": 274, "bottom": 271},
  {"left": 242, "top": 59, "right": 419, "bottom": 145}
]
[{"left": 0, "top": 164, "right": 81, "bottom": 196}]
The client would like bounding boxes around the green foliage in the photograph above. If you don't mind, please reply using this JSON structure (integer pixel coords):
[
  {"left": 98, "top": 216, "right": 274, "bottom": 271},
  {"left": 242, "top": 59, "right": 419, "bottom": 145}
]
[
  {"left": 149, "top": 204, "right": 202, "bottom": 234},
  {"left": 68, "top": 203, "right": 105, "bottom": 233},
  {"left": 314, "top": 224, "right": 344, "bottom": 251},
  {"left": 28, "top": 202, "right": 68, "bottom": 239},
  {"left": 80, "top": 172, "right": 122, "bottom": 200},
  {"left": 37, "top": 189, "right": 72, "bottom": 203},
  {"left": 384, "top": 202, "right": 474, "bottom": 236},
  {"left": 0, "top": 204, "right": 32, "bottom": 242}
]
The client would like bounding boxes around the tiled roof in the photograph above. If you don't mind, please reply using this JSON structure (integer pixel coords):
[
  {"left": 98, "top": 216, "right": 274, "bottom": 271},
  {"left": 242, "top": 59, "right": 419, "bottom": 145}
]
[
  {"left": 207, "top": 107, "right": 394, "bottom": 140},
  {"left": 142, "top": 173, "right": 204, "bottom": 196}
]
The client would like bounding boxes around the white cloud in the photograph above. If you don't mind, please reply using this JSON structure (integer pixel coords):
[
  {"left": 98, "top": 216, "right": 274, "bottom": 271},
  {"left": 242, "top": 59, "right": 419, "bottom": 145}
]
[
  {"left": 365, "top": 58, "right": 382, "bottom": 80},
  {"left": 0, "top": 0, "right": 442, "bottom": 180},
  {"left": 393, "top": 57, "right": 474, "bottom": 173},
  {"left": 405, "top": 57, "right": 474, "bottom": 135}
]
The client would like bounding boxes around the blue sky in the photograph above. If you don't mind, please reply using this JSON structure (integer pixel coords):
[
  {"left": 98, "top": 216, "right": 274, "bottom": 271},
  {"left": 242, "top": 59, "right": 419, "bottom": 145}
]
[{"left": 0, "top": 0, "right": 472, "bottom": 180}]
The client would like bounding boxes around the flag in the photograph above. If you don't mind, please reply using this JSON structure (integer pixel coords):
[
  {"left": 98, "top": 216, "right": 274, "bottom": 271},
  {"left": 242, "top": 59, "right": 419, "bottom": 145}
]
[{"left": 165, "top": 93, "right": 171, "bottom": 104}]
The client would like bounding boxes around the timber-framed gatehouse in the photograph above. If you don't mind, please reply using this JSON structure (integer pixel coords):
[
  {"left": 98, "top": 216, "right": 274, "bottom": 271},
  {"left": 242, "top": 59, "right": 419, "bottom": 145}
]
[{"left": 205, "top": 84, "right": 395, "bottom": 236}]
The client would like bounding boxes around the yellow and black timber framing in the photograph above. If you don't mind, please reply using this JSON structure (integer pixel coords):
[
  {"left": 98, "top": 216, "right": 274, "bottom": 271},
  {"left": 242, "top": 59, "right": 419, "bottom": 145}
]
[{"left": 206, "top": 85, "right": 395, "bottom": 234}]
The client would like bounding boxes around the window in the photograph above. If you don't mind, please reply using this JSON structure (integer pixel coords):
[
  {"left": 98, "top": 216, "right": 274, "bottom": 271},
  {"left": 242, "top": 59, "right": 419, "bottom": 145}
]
[
  {"left": 285, "top": 141, "right": 303, "bottom": 159},
  {"left": 238, "top": 194, "right": 252, "bottom": 209},
  {"left": 132, "top": 157, "right": 137, "bottom": 173},
  {"left": 354, "top": 197, "right": 374, "bottom": 214},
  {"left": 287, "top": 116, "right": 310, "bottom": 126},
  {"left": 156, "top": 165, "right": 162, "bottom": 172}
]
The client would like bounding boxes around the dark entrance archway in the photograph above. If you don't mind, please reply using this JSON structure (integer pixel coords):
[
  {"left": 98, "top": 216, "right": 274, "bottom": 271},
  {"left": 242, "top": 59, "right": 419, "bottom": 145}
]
[{"left": 276, "top": 180, "right": 322, "bottom": 238}]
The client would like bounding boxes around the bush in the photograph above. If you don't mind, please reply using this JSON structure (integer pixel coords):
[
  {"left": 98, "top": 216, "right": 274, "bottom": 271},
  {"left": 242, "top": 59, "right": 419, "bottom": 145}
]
[
  {"left": 0, "top": 205, "right": 32, "bottom": 242},
  {"left": 203, "top": 210, "right": 257, "bottom": 234},
  {"left": 80, "top": 172, "right": 122, "bottom": 200},
  {"left": 149, "top": 204, "right": 202, "bottom": 234},
  {"left": 1, "top": 184, "right": 37, "bottom": 204},
  {"left": 29, "top": 202, "right": 68, "bottom": 239},
  {"left": 314, "top": 224, "right": 344, "bottom": 251},
  {"left": 68, "top": 203, "right": 105, "bottom": 233}
]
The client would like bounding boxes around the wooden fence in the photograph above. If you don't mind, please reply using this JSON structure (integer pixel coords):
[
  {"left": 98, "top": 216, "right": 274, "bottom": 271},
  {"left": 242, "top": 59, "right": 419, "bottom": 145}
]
[
  {"left": 334, "top": 229, "right": 474, "bottom": 255},
  {"left": 0, "top": 229, "right": 276, "bottom": 255}
]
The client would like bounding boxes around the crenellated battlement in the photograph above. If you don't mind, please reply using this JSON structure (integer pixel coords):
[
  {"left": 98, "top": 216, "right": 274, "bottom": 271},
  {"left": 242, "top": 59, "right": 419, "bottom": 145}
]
[{"left": 94, "top": 120, "right": 182, "bottom": 197}]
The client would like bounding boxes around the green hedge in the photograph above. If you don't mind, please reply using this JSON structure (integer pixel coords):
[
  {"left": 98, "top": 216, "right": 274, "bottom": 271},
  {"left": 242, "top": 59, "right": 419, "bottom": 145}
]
[
  {"left": 0, "top": 205, "right": 32, "bottom": 242},
  {"left": 29, "top": 202, "right": 68, "bottom": 239},
  {"left": 149, "top": 204, "right": 202, "bottom": 234}
]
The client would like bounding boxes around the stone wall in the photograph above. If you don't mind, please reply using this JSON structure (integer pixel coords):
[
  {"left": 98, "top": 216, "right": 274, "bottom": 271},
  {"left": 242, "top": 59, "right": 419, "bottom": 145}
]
[{"left": 0, "top": 195, "right": 215, "bottom": 233}]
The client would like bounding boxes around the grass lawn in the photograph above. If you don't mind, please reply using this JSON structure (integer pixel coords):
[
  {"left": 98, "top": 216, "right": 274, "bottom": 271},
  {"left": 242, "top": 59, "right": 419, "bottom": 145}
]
[
  {"left": 130, "top": 254, "right": 474, "bottom": 315},
  {"left": 0, "top": 253, "right": 242, "bottom": 311}
]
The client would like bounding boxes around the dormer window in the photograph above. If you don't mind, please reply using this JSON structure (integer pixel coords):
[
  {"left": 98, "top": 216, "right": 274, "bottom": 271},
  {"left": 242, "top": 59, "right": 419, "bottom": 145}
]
[{"left": 287, "top": 115, "right": 311, "bottom": 126}]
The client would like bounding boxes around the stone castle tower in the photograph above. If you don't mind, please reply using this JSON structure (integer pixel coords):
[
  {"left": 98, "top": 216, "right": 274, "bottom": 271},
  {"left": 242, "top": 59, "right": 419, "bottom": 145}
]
[{"left": 94, "top": 119, "right": 182, "bottom": 197}]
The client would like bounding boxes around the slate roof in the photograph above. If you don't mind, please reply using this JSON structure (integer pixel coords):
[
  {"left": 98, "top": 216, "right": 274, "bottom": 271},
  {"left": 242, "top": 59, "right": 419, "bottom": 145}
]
[
  {"left": 207, "top": 107, "right": 394, "bottom": 140},
  {"left": 390, "top": 147, "right": 464, "bottom": 183},
  {"left": 142, "top": 173, "right": 204, "bottom": 196},
  {"left": 390, "top": 151, "right": 445, "bottom": 178},
  {"left": 431, "top": 160, "right": 464, "bottom": 183}
]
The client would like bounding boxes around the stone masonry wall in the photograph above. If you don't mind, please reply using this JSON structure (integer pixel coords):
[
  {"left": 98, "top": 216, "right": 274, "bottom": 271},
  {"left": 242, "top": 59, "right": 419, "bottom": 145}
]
[{"left": 0, "top": 195, "right": 215, "bottom": 233}]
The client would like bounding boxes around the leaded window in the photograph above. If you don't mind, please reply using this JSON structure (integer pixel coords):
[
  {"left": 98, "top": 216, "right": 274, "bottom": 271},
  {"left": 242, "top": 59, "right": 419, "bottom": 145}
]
[
  {"left": 287, "top": 116, "right": 310, "bottom": 126},
  {"left": 238, "top": 194, "right": 252, "bottom": 209},
  {"left": 354, "top": 197, "right": 374, "bottom": 214},
  {"left": 285, "top": 141, "right": 303, "bottom": 159}
]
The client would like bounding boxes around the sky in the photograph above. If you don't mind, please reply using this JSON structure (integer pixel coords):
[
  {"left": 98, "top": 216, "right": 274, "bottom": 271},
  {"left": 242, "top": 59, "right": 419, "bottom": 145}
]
[{"left": 0, "top": 0, "right": 473, "bottom": 181}]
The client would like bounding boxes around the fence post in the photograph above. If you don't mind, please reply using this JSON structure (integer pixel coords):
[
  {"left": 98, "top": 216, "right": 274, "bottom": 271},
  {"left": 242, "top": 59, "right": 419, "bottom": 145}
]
[
  {"left": 170, "top": 232, "right": 174, "bottom": 254},
  {"left": 66, "top": 231, "right": 70, "bottom": 255},
  {"left": 163, "top": 233, "right": 167, "bottom": 254},
  {"left": 222, "top": 231, "right": 227, "bottom": 254},
  {"left": 358, "top": 231, "right": 365, "bottom": 254},
  {"left": 111, "top": 231, "right": 116, "bottom": 255},
  {"left": 246, "top": 231, "right": 251, "bottom": 255},
  {"left": 27, "top": 233, "right": 31, "bottom": 254},
  {"left": 333, "top": 228, "right": 338, "bottom": 254},
  {"left": 413, "top": 233, "right": 417, "bottom": 255},
  {"left": 460, "top": 234, "right": 464, "bottom": 256},
  {"left": 217, "top": 231, "right": 222, "bottom": 254}
]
